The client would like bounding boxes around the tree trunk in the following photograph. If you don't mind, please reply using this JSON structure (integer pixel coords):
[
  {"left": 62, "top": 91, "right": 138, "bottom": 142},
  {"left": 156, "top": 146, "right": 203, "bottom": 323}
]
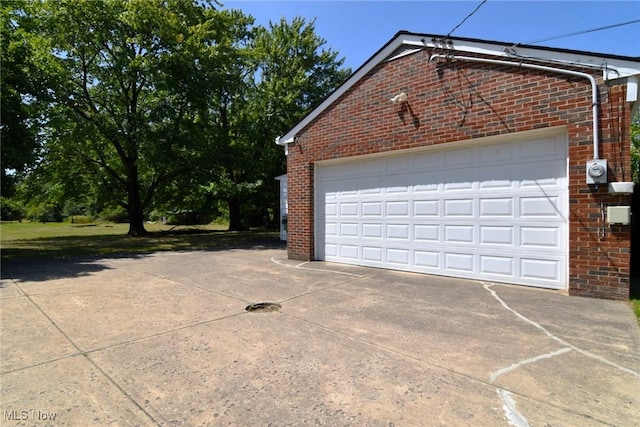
[
  {"left": 227, "top": 198, "right": 245, "bottom": 231},
  {"left": 126, "top": 162, "right": 147, "bottom": 237}
]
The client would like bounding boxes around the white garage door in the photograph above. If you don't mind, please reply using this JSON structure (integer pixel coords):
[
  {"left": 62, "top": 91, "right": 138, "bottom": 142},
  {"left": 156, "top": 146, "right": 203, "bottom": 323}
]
[{"left": 315, "top": 131, "right": 568, "bottom": 289}]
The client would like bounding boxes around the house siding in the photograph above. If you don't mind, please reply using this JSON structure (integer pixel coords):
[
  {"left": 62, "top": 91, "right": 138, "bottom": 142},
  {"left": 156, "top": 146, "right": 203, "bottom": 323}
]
[{"left": 287, "top": 49, "right": 633, "bottom": 300}]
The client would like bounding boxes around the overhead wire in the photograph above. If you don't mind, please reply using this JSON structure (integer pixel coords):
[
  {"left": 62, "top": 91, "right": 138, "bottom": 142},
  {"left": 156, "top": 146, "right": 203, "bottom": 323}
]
[
  {"left": 513, "top": 19, "right": 640, "bottom": 47},
  {"left": 446, "top": 0, "right": 488, "bottom": 37}
]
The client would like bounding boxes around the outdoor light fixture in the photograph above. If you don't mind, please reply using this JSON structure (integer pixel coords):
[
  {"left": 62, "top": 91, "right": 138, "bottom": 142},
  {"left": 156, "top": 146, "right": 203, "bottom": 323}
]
[{"left": 390, "top": 92, "right": 407, "bottom": 103}]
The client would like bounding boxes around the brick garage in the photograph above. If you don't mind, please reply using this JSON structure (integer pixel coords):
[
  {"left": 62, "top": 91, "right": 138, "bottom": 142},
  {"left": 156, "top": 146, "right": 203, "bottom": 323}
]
[{"left": 277, "top": 32, "right": 640, "bottom": 300}]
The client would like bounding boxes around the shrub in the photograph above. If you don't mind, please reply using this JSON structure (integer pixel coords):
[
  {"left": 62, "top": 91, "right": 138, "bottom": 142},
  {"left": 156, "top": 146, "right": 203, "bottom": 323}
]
[
  {"left": 98, "top": 206, "right": 128, "bottom": 223},
  {"left": 0, "top": 197, "right": 24, "bottom": 221},
  {"left": 25, "top": 202, "right": 63, "bottom": 222},
  {"left": 65, "top": 215, "right": 94, "bottom": 224}
]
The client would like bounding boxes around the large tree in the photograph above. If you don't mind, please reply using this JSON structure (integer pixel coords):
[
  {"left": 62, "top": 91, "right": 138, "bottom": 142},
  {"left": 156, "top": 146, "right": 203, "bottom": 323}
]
[
  {"left": 210, "top": 17, "right": 351, "bottom": 230},
  {"left": 1, "top": 1, "right": 43, "bottom": 197},
  {"left": 28, "top": 0, "right": 252, "bottom": 235}
]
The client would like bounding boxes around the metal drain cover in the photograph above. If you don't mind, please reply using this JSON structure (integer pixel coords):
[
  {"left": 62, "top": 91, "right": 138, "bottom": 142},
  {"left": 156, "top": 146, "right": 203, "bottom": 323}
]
[{"left": 245, "top": 302, "right": 282, "bottom": 313}]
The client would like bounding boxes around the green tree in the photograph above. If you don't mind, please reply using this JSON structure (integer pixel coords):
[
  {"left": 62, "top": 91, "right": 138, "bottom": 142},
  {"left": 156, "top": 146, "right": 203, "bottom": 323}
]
[
  {"left": 28, "top": 0, "right": 252, "bottom": 235},
  {"left": 1, "top": 1, "right": 43, "bottom": 197},
  {"left": 210, "top": 17, "right": 351, "bottom": 230}
]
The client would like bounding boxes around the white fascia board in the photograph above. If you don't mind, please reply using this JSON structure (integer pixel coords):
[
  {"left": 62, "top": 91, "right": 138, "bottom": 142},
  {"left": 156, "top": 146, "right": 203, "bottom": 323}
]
[
  {"left": 501, "top": 45, "right": 640, "bottom": 80},
  {"left": 276, "top": 32, "right": 640, "bottom": 146},
  {"left": 432, "top": 38, "right": 640, "bottom": 79},
  {"left": 626, "top": 75, "right": 639, "bottom": 102},
  {"left": 628, "top": 75, "right": 640, "bottom": 118},
  {"left": 395, "top": 35, "right": 640, "bottom": 78}
]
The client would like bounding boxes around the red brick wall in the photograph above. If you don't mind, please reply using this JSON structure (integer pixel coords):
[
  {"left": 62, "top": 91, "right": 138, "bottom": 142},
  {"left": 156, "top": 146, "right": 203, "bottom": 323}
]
[{"left": 286, "top": 49, "right": 632, "bottom": 299}]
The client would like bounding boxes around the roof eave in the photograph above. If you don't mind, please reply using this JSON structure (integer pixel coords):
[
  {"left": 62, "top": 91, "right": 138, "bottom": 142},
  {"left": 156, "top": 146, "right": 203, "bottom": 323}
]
[{"left": 276, "top": 31, "right": 640, "bottom": 145}]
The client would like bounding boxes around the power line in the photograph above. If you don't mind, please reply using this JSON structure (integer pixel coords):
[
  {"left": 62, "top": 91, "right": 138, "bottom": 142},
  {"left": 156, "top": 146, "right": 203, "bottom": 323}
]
[
  {"left": 447, "top": 0, "right": 488, "bottom": 37},
  {"left": 517, "top": 19, "right": 640, "bottom": 46}
]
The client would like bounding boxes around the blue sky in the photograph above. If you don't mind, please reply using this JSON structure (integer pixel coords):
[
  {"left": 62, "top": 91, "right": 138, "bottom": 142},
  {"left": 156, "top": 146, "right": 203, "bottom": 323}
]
[{"left": 224, "top": 1, "right": 640, "bottom": 70}]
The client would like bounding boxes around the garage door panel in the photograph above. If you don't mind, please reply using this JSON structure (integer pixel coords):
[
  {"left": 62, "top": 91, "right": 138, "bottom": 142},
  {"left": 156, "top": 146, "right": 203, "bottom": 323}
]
[
  {"left": 478, "top": 142, "right": 514, "bottom": 164},
  {"left": 520, "top": 258, "right": 562, "bottom": 282},
  {"left": 387, "top": 248, "right": 410, "bottom": 265},
  {"left": 479, "top": 226, "right": 514, "bottom": 245},
  {"left": 411, "top": 151, "right": 442, "bottom": 171},
  {"left": 340, "top": 223, "right": 359, "bottom": 237},
  {"left": 386, "top": 201, "right": 410, "bottom": 216},
  {"left": 444, "top": 199, "right": 474, "bottom": 217},
  {"left": 414, "top": 250, "right": 440, "bottom": 268},
  {"left": 340, "top": 245, "right": 359, "bottom": 259},
  {"left": 444, "top": 148, "right": 475, "bottom": 168},
  {"left": 362, "top": 186, "right": 384, "bottom": 195},
  {"left": 385, "top": 156, "right": 412, "bottom": 173},
  {"left": 519, "top": 137, "right": 565, "bottom": 159},
  {"left": 479, "top": 177, "right": 515, "bottom": 190},
  {"left": 444, "top": 179, "right": 474, "bottom": 191},
  {"left": 362, "top": 246, "right": 383, "bottom": 262},
  {"left": 444, "top": 225, "right": 474, "bottom": 244},
  {"left": 325, "top": 243, "right": 338, "bottom": 257},
  {"left": 519, "top": 159, "right": 565, "bottom": 185},
  {"left": 362, "top": 201, "right": 383, "bottom": 216},
  {"left": 480, "top": 255, "right": 515, "bottom": 276},
  {"left": 520, "top": 175, "right": 562, "bottom": 189},
  {"left": 414, "top": 224, "right": 440, "bottom": 241},
  {"left": 339, "top": 202, "right": 358, "bottom": 217},
  {"left": 520, "top": 226, "right": 561, "bottom": 248},
  {"left": 387, "top": 224, "right": 411, "bottom": 240},
  {"left": 325, "top": 222, "right": 338, "bottom": 236},
  {"left": 445, "top": 253, "right": 475, "bottom": 272},
  {"left": 317, "top": 132, "right": 567, "bottom": 289},
  {"left": 414, "top": 182, "right": 439, "bottom": 193},
  {"left": 520, "top": 196, "right": 562, "bottom": 217},
  {"left": 479, "top": 198, "right": 514, "bottom": 217},
  {"left": 362, "top": 223, "right": 383, "bottom": 238},
  {"left": 325, "top": 203, "right": 337, "bottom": 216},
  {"left": 414, "top": 200, "right": 439, "bottom": 216}
]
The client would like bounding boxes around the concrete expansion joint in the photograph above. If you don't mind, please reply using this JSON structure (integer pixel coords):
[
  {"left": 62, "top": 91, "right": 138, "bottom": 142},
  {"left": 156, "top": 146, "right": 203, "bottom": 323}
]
[
  {"left": 6, "top": 280, "right": 162, "bottom": 425},
  {"left": 482, "top": 282, "right": 639, "bottom": 379},
  {"left": 482, "top": 281, "right": 640, "bottom": 427},
  {"left": 122, "top": 263, "right": 250, "bottom": 304},
  {"left": 270, "top": 257, "right": 366, "bottom": 278}
]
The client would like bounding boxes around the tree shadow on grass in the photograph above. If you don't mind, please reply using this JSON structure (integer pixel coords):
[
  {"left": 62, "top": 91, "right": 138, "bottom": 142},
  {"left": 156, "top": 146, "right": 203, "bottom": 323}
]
[{"left": 1, "top": 230, "right": 285, "bottom": 283}]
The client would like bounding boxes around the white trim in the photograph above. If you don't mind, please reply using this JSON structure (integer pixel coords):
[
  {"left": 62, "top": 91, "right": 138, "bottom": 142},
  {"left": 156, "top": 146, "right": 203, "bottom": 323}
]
[
  {"left": 314, "top": 164, "right": 322, "bottom": 259},
  {"left": 314, "top": 125, "right": 568, "bottom": 166},
  {"left": 278, "top": 34, "right": 411, "bottom": 146},
  {"left": 627, "top": 75, "right": 639, "bottom": 102},
  {"left": 276, "top": 32, "right": 640, "bottom": 147},
  {"left": 276, "top": 174, "right": 288, "bottom": 241}
]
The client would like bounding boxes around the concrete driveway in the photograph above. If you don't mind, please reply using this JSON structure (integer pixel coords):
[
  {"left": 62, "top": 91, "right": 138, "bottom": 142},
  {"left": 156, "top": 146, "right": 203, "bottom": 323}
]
[{"left": 1, "top": 243, "right": 639, "bottom": 426}]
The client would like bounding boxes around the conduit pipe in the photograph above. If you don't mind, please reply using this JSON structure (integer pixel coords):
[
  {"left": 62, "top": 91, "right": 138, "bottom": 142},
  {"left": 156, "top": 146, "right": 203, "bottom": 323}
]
[{"left": 429, "top": 54, "right": 601, "bottom": 159}]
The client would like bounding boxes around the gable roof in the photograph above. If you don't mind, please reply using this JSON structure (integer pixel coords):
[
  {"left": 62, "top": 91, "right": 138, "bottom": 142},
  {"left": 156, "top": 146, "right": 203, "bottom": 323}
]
[{"left": 277, "top": 31, "right": 640, "bottom": 146}]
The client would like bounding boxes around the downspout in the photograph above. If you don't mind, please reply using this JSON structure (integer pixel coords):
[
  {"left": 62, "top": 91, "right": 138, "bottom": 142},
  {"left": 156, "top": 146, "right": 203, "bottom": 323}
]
[{"left": 429, "top": 54, "right": 601, "bottom": 159}]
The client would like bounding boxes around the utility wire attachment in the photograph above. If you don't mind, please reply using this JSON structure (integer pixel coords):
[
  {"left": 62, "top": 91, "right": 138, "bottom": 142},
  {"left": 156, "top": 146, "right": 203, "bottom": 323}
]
[{"left": 447, "top": 0, "right": 488, "bottom": 37}]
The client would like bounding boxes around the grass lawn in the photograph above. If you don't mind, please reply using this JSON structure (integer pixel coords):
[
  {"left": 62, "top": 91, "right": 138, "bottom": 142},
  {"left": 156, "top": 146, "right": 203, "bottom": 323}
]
[
  {"left": 631, "top": 278, "right": 640, "bottom": 326},
  {"left": 632, "top": 298, "right": 640, "bottom": 326},
  {"left": 1, "top": 221, "right": 280, "bottom": 260}
]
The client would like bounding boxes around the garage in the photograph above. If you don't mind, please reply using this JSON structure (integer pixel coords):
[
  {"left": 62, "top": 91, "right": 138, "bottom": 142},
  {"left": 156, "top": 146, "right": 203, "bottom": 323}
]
[
  {"left": 315, "top": 130, "right": 568, "bottom": 289},
  {"left": 278, "top": 32, "right": 638, "bottom": 299}
]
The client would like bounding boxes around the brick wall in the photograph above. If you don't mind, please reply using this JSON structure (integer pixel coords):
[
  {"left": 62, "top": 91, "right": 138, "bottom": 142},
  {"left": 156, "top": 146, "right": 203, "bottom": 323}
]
[{"left": 286, "top": 48, "right": 632, "bottom": 299}]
